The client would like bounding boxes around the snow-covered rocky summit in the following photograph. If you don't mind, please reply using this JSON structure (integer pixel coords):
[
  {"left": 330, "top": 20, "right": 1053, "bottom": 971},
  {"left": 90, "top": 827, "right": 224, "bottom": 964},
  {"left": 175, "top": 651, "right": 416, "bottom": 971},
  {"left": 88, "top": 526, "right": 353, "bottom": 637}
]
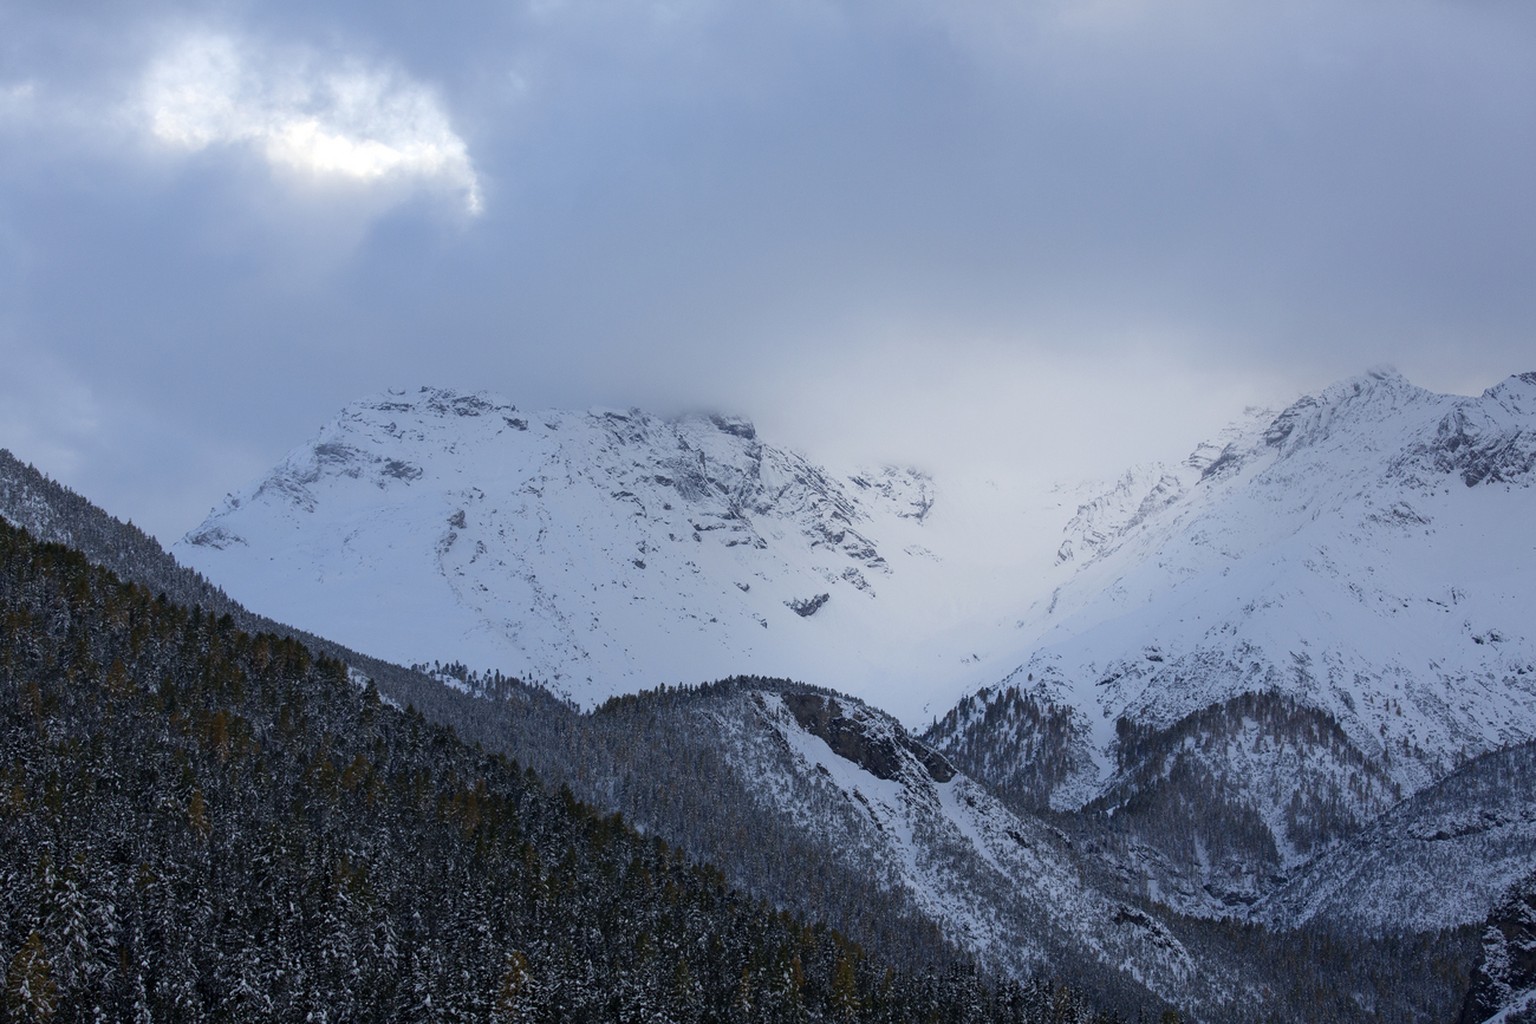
[
  {"left": 175, "top": 387, "right": 966, "bottom": 711},
  {"left": 972, "top": 368, "right": 1536, "bottom": 807}
]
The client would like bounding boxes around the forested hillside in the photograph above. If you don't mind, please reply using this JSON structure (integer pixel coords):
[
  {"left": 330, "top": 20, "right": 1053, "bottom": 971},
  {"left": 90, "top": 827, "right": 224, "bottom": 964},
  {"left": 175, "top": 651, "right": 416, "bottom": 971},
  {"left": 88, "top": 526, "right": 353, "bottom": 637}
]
[
  {"left": 0, "top": 519, "right": 1118, "bottom": 1022},
  {"left": 0, "top": 447, "right": 990, "bottom": 993}
]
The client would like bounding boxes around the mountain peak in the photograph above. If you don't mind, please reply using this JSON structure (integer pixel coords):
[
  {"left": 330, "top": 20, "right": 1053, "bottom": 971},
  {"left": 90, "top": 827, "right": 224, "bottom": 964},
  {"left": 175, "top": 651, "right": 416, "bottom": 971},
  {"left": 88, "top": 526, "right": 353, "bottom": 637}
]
[
  {"left": 1485, "top": 371, "right": 1536, "bottom": 412},
  {"left": 362, "top": 386, "right": 516, "bottom": 420},
  {"left": 174, "top": 390, "right": 959, "bottom": 714},
  {"left": 1323, "top": 364, "right": 1424, "bottom": 404},
  {"left": 706, "top": 413, "right": 757, "bottom": 440},
  {"left": 990, "top": 368, "right": 1536, "bottom": 809},
  {"left": 1259, "top": 366, "right": 1431, "bottom": 456}
]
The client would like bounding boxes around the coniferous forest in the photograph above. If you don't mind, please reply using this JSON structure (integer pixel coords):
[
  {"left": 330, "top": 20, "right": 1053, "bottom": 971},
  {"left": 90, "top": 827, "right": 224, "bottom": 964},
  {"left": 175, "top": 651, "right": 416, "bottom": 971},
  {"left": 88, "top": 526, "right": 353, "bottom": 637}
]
[{"left": 0, "top": 519, "right": 1119, "bottom": 1022}]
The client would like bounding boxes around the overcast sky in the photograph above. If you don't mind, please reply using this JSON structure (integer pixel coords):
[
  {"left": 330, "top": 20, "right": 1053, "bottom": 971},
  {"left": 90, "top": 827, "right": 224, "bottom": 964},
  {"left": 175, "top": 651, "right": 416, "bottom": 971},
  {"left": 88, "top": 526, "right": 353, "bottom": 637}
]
[{"left": 2, "top": 0, "right": 1533, "bottom": 542}]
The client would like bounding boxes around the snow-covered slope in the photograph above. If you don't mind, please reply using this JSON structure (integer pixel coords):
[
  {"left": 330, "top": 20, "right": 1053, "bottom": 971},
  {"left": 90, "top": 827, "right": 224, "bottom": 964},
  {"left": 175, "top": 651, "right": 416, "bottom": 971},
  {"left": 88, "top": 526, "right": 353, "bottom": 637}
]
[
  {"left": 691, "top": 684, "right": 1259, "bottom": 1018},
  {"left": 676, "top": 681, "right": 1463, "bottom": 1021},
  {"left": 175, "top": 388, "right": 1022, "bottom": 717},
  {"left": 981, "top": 369, "right": 1536, "bottom": 804},
  {"left": 1257, "top": 741, "right": 1536, "bottom": 933}
]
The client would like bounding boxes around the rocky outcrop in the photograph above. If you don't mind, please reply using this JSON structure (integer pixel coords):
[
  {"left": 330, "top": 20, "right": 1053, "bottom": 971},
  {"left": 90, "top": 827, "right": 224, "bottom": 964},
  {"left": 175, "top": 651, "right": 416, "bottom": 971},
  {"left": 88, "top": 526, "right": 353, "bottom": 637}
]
[
  {"left": 786, "top": 593, "right": 830, "bottom": 617},
  {"left": 1461, "top": 871, "right": 1536, "bottom": 1024},
  {"left": 1401, "top": 372, "right": 1536, "bottom": 487},
  {"left": 783, "top": 692, "right": 955, "bottom": 783}
]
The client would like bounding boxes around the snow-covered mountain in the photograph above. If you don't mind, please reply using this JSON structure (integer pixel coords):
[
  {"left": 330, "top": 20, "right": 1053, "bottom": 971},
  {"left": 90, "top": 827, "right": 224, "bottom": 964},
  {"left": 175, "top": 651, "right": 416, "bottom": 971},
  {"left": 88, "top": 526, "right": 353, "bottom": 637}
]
[
  {"left": 174, "top": 388, "right": 1011, "bottom": 717},
  {"left": 8, "top": 395, "right": 1503, "bottom": 1021},
  {"left": 920, "top": 369, "right": 1536, "bottom": 929},
  {"left": 965, "top": 369, "right": 1536, "bottom": 806},
  {"left": 178, "top": 370, "right": 1536, "bottom": 803},
  {"left": 173, "top": 370, "right": 1536, "bottom": 940}
]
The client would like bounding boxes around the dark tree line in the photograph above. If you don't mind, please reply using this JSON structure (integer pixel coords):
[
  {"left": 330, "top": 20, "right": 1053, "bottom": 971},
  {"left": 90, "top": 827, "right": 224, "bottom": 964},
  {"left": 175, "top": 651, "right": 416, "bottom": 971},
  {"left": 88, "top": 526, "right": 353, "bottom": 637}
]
[{"left": 923, "top": 685, "right": 1093, "bottom": 813}]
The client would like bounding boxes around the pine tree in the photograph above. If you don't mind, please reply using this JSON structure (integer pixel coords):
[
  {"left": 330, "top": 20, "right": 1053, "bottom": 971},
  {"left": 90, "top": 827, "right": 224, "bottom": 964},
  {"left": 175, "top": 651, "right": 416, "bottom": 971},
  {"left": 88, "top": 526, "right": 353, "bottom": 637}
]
[{"left": 6, "top": 930, "right": 59, "bottom": 1022}]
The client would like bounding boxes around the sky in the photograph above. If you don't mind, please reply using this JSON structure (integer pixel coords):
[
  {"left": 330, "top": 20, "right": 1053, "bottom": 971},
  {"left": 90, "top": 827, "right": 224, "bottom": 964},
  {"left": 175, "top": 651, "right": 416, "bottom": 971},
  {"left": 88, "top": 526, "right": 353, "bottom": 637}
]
[{"left": 2, "top": 0, "right": 1533, "bottom": 543}]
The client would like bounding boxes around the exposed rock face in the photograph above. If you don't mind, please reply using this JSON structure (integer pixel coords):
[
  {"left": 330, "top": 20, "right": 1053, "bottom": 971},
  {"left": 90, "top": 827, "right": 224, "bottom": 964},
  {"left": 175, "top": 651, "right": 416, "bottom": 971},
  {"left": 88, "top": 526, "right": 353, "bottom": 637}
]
[
  {"left": 783, "top": 692, "right": 955, "bottom": 783},
  {"left": 1461, "top": 871, "right": 1536, "bottom": 1024},
  {"left": 786, "top": 593, "right": 830, "bottom": 617},
  {"left": 1410, "top": 372, "right": 1536, "bottom": 487}
]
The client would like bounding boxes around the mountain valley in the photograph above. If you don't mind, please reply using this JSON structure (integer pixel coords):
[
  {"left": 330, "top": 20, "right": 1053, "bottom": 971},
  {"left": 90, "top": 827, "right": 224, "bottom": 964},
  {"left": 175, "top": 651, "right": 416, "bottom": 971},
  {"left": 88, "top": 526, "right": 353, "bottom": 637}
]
[{"left": 4, "top": 366, "right": 1535, "bottom": 1022}]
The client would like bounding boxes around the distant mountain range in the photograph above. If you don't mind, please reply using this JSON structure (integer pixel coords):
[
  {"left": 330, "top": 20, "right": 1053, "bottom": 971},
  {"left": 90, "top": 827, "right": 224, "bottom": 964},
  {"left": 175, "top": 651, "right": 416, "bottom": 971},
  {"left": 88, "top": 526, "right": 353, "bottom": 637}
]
[{"left": 8, "top": 366, "right": 1536, "bottom": 1022}]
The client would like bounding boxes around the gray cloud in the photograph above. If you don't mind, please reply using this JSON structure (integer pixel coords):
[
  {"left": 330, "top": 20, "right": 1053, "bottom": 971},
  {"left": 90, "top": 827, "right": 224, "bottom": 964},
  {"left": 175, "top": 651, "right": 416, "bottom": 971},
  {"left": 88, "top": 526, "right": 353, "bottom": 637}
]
[
  {"left": 2, "top": 0, "right": 1533, "bottom": 539},
  {"left": 138, "top": 30, "right": 482, "bottom": 213}
]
